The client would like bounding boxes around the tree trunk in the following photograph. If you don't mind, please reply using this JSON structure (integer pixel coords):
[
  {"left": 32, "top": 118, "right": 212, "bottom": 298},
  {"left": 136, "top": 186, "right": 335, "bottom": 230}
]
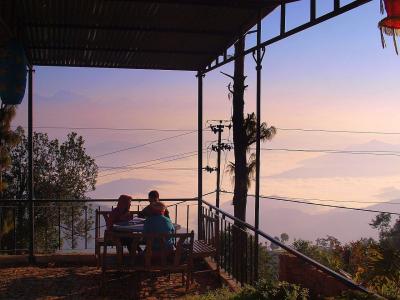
[{"left": 232, "top": 36, "right": 248, "bottom": 222}]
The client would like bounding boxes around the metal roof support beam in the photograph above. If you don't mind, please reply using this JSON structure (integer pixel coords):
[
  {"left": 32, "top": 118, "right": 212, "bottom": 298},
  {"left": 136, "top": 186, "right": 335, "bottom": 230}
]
[
  {"left": 310, "top": 0, "right": 316, "bottom": 21},
  {"left": 203, "top": 0, "right": 372, "bottom": 73},
  {"left": 24, "top": 23, "right": 232, "bottom": 37},
  {"left": 334, "top": 0, "right": 341, "bottom": 10},
  {"left": 197, "top": 71, "right": 204, "bottom": 239},
  {"left": 28, "top": 66, "right": 35, "bottom": 264},
  {"left": 105, "top": 0, "right": 297, "bottom": 9},
  {"left": 280, "top": 2, "right": 286, "bottom": 35}
]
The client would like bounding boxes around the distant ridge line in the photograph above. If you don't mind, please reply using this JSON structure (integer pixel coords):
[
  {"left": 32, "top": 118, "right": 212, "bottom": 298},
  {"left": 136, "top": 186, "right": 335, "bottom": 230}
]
[{"left": 220, "top": 190, "right": 400, "bottom": 215}]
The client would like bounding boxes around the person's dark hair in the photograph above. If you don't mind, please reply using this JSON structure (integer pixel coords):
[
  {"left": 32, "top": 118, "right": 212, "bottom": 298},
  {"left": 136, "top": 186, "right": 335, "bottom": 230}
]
[{"left": 148, "top": 190, "right": 159, "bottom": 199}]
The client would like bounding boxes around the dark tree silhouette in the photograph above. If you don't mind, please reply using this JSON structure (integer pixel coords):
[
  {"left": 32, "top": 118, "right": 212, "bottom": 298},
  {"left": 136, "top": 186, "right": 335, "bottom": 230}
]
[{"left": 227, "top": 37, "right": 276, "bottom": 222}]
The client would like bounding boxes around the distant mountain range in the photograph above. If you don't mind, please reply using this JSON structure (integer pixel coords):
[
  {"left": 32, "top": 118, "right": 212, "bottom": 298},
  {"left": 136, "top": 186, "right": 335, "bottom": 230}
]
[
  {"left": 220, "top": 196, "right": 400, "bottom": 243},
  {"left": 88, "top": 178, "right": 170, "bottom": 199}
]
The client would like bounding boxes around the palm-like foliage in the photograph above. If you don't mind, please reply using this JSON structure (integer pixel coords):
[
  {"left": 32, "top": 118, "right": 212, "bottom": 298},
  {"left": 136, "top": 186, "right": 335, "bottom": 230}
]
[
  {"left": 227, "top": 113, "right": 276, "bottom": 188},
  {"left": 243, "top": 112, "right": 276, "bottom": 149}
]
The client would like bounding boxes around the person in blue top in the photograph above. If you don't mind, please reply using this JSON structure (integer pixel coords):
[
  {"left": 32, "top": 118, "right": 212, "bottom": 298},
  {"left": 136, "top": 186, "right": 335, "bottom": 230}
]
[{"left": 143, "top": 201, "right": 174, "bottom": 251}]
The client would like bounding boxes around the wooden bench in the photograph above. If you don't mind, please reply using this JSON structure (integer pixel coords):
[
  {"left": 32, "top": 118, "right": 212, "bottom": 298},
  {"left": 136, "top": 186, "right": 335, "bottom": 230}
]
[
  {"left": 101, "top": 230, "right": 194, "bottom": 296},
  {"left": 192, "top": 214, "right": 219, "bottom": 280},
  {"left": 94, "top": 209, "right": 140, "bottom": 267}
]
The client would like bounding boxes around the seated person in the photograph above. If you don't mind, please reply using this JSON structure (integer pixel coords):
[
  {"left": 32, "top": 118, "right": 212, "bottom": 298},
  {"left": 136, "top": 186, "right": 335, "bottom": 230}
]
[
  {"left": 138, "top": 190, "right": 170, "bottom": 219},
  {"left": 143, "top": 201, "right": 174, "bottom": 251},
  {"left": 106, "top": 194, "right": 133, "bottom": 229}
]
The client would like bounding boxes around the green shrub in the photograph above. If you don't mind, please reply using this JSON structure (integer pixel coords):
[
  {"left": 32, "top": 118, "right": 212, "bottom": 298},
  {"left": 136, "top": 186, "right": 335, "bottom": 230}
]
[
  {"left": 183, "top": 288, "right": 236, "bottom": 300},
  {"left": 235, "top": 279, "right": 309, "bottom": 300},
  {"left": 184, "top": 280, "right": 309, "bottom": 300},
  {"left": 329, "top": 290, "right": 386, "bottom": 300}
]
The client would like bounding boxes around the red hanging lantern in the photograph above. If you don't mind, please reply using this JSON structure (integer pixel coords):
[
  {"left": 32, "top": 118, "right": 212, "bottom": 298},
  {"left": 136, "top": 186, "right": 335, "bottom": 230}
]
[{"left": 379, "top": 0, "right": 400, "bottom": 54}]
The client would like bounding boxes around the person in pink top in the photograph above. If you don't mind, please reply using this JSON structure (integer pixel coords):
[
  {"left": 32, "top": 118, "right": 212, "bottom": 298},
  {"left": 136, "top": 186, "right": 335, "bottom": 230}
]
[{"left": 106, "top": 194, "right": 133, "bottom": 229}]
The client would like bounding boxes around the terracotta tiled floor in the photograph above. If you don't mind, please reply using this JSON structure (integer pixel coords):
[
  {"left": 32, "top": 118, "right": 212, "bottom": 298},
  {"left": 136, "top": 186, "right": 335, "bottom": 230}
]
[{"left": 0, "top": 265, "right": 221, "bottom": 299}]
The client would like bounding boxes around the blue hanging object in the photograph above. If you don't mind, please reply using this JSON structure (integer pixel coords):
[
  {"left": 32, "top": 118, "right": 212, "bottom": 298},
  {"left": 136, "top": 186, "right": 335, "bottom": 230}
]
[{"left": 0, "top": 40, "right": 27, "bottom": 105}]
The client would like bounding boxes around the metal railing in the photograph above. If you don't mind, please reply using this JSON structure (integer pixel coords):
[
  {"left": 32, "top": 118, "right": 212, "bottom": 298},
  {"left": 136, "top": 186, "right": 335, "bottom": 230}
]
[
  {"left": 1, "top": 196, "right": 370, "bottom": 294},
  {"left": 0, "top": 198, "right": 197, "bottom": 254},
  {"left": 200, "top": 199, "right": 369, "bottom": 294}
]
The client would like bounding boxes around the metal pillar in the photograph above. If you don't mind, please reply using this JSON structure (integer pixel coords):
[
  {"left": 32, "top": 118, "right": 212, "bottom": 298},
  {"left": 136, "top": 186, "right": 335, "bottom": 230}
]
[
  {"left": 28, "top": 67, "right": 35, "bottom": 263},
  {"left": 254, "top": 15, "right": 264, "bottom": 283},
  {"left": 197, "top": 71, "right": 204, "bottom": 239}
]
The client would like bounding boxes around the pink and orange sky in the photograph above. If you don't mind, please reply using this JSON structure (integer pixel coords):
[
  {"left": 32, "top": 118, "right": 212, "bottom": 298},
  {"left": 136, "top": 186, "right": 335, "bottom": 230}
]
[{"left": 11, "top": 0, "right": 400, "bottom": 242}]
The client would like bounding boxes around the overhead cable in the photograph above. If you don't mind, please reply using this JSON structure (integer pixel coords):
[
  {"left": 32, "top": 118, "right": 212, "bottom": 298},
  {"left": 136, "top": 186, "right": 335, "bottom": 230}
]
[
  {"left": 94, "top": 130, "right": 197, "bottom": 158},
  {"left": 220, "top": 190, "right": 400, "bottom": 215},
  {"left": 98, "top": 152, "right": 202, "bottom": 178}
]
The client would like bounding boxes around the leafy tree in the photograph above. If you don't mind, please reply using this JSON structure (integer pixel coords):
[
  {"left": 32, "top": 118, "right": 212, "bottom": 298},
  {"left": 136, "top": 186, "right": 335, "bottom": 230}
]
[
  {"left": 1, "top": 128, "right": 98, "bottom": 252},
  {"left": 0, "top": 104, "right": 20, "bottom": 248},
  {"left": 280, "top": 233, "right": 289, "bottom": 244},
  {"left": 364, "top": 213, "right": 400, "bottom": 297},
  {"left": 0, "top": 104, "right": 19, "bottom": 193},
  {"left": 290, "top": 215, "right": 400, "bottom": 299},
  {"left": 370, "top": 213, "right": 392, "bottom": 240},
  {"left": 292, "top": 237, "right": 344, "bottom": 272}
]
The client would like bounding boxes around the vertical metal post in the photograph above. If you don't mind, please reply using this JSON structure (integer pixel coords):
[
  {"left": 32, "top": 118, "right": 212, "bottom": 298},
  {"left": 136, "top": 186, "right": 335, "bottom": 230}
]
[
  {"left": 44, "top": 207, "right": 48, "bottom": 252},
  {"left": 334, "top": 0, "right": 340, "bottom": 10},
  {"left": 174, "top": 204, "right": 178, "bottom": 225},
  {"left": 310, "top": 0, "right": 316, "bottom": 21},
  {"left": 254, "top": 15, "right": 263, "bottom": 282},
  {"left": 84, "top": 206, "right": 88, "bottom": 249},
  {"left": 186, "top": 205, "right": 189, "bottom": 233},
  {"left": 216, "top": 123, "right": 222, "bottom": 208},
  {"left": 13, "top": 207, "right": 17, "bottom": 254},
  {"left": 58, "top": 206, "right": 61, "bottom": 250},
  {"left": 280, "top": 2, "right": 286, "bottom": 35},
  {"left": 0, "top": 209, "right": 2, "bottom": 250},
  {"left": 197, "top": 71, "right": 203, "bottom": 239},
  {"left": 28, "top": 67, "right": 35, "bottom": 264},
  {"left": 71, "top": 206, "right": 74, "bottom": 249}
]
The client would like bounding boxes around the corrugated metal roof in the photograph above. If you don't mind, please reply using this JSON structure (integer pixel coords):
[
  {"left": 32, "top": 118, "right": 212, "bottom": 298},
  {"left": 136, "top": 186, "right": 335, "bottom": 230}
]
[{"left": 0, "top": 0, "right": 281, "bottom": 71}]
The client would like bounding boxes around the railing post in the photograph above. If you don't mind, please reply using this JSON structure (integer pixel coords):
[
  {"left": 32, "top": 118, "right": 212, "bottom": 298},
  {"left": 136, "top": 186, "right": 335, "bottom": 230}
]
[
  {"left": 71, "top": 206, "right": 74, "bottom": 249},
  {"left": 13, "top": 207, "right": 17, "bottom": 254},
  {"left": 174, "top": 204, "right": 178, "bottom": 225},
  {"left": 84, "top": 206, "right": 88, "bottom": 249},
  {"left": 197, "top": 71, "right": 204, "bottom": 239},
  {"left": 0, "top": 209, "right": 2, "bottom": 251},
  {"left": 44, "top": 207, "right": 48, "bottom": 252},
  {"left": 58, "top": 206, "right": 61, "bottom": 250},
  {"left": 186, "top": 205, "right": 189, "bottom": 233},
  {"left": 28, "top": 66, "right": 35, "bottom": 264}
]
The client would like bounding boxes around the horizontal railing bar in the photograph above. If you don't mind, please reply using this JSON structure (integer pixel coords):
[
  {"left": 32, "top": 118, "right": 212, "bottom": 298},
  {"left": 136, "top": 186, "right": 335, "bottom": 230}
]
[
  {"left": 201, "top": 199, "right": 369, "bottom": 293},
  {"left": 0, "top": 248, "right": 29, "bottom": 252},
  {"left": 0, "top": 198, "right": 197, "bottom": 203}
]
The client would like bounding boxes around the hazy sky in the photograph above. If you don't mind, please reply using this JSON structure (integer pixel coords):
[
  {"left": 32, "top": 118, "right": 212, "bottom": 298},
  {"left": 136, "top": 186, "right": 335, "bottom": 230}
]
[{"left": 11, "top": 0, "right": 400, "bottom": 241}]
